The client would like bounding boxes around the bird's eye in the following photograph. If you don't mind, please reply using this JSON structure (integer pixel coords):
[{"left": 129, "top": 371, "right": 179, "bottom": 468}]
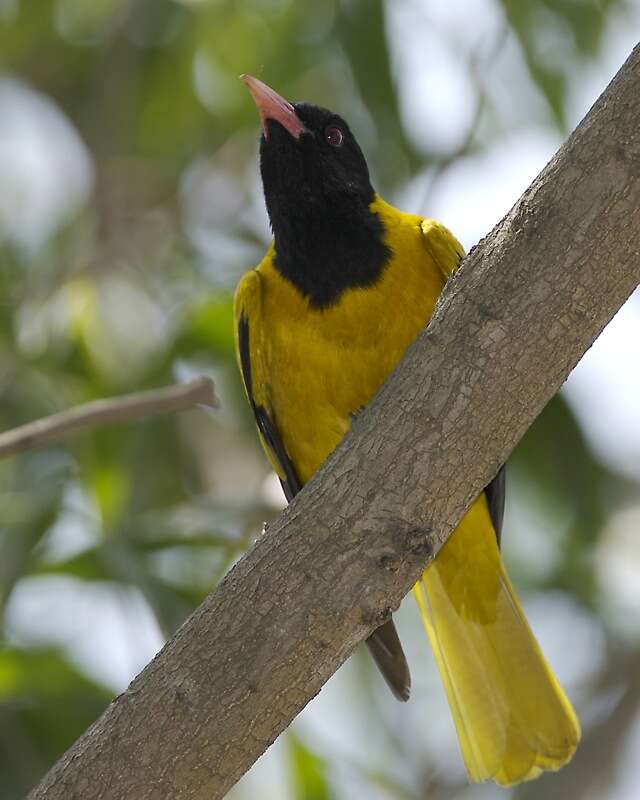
[{"left": 324, "top": 125, "right": 344, "bottom": 148}]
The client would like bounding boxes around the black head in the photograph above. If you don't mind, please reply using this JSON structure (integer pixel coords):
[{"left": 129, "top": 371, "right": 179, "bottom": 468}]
[
  {"left": 259, "top": 103, "right": 373, "bottom": 213},
  {"left": 242, "top": 75, "right": 390, "bottom": 308}
]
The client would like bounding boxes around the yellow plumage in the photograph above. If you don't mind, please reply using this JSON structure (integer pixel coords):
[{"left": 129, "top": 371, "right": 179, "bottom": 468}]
[
  {"left": 414, "top": 495, "right": 580, "bottom": 785},
  {"left": 236, "top": 198, "right": 452, "bottom": 485},
  {"left": 234, "top": 195, "right": 580, "bottom": 784}
]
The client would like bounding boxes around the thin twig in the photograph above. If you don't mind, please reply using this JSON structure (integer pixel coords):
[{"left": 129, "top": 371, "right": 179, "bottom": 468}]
[{"left": 0, "top": 377, "right": 218, "bottom": 459}]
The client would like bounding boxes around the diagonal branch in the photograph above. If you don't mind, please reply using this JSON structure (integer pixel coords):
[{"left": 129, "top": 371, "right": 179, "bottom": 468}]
[
  {"left": 0, "top": 377, "right": 218, "bottom": 459},
  {"left": 28, "top": 45, "right": 640, "bottom": 800}
]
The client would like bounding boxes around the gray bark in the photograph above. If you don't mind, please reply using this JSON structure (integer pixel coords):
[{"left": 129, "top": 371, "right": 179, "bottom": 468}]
[{"left": 28, "top": 44, "right": 640, "bottom": 800}]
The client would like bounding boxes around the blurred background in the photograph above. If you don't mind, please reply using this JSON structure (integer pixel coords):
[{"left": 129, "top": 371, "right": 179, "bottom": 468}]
[{"left": 0, "top": 0, "right": 639, "bottom": 798}]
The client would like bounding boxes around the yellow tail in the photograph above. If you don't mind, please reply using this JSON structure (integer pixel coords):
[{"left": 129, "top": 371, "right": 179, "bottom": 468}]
[{"left": 413, "top": 496, "right": 580, "bottom": 786}]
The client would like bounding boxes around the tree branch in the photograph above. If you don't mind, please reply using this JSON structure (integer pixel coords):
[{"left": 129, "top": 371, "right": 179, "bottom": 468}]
[
  {"left": 28, "top": 45, "right": 640, "bottom": 800},
  {"left": 0, "top": 377, "right": 218, "bottom": 459}
]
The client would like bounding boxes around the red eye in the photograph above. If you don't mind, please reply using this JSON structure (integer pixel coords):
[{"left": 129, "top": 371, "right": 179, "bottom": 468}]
[{"left": 324, "top": 125, "right": 344, "bottom": 147}]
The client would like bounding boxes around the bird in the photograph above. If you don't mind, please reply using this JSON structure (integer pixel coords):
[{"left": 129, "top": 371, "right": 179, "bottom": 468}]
[{"left": 234, "top": 74, "right": 580, "bottom": 786}]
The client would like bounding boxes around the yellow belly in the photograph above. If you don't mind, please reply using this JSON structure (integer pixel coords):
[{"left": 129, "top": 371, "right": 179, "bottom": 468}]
[{"left": 258, "top": 201, "right": 446, "bottom": 484}]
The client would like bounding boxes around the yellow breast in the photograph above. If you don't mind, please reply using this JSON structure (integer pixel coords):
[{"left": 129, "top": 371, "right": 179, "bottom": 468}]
[{"left": 257, "top": 197, "right": 448, "bottom": 484}]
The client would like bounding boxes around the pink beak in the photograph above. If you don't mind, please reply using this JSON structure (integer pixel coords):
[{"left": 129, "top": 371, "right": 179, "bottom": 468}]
[{"left": 241, "top": 75, "right": 307, "bottom": 140}]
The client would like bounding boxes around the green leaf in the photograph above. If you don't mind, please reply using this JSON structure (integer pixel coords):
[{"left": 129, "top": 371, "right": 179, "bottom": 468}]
[
  {"left": 289, "top": 733, "right": 333, "bottom": 800},
  {"left": 0, "top": 647, "right": 111, "bottom": 799},
  {"left": 177, "top": 295, "right": 236, "bottom": 358}
]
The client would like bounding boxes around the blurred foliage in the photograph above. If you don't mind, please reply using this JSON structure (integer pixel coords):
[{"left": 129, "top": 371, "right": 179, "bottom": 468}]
[
  {"left": 0, "top": 648, "right": 111, "bottom": 798},
  {"left": 499, "top": 0, "right": 620, "bottom": 129},
  {"left": 0, "top": 1, "right": 639, "bottom": 799},
  {"left": 289, "top": 734, "right": 332, "bottom": 800}
]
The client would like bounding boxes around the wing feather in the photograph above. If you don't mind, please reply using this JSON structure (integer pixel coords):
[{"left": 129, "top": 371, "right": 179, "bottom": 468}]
[{"left": 234, "top": 270, "right": 301, "bottom": 501}]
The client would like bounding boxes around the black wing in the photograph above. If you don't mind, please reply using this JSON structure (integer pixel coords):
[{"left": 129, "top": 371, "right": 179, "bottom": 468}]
[
  {"left": 485, "top": 464, "right": 506, "bottom": 548},
  {"left": 237, "top": 312, "right": 301, "bottom": 502}
]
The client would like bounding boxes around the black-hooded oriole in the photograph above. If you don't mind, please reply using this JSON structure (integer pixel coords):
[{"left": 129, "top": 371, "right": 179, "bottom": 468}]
[{"left": 234, "top": 75, "right": 580, "bottom": 785}]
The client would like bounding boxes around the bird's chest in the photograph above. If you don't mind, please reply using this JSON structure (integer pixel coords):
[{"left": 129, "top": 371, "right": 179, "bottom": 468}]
[{"left": 261, "top": 257, "right": 442, "bottom": 484}]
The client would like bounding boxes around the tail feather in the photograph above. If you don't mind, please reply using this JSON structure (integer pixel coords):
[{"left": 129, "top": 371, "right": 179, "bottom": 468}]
[
  {"left": 414, "top": 496, "right": 580, "bottom": 786},
  {"left": 366, "top": 619, "right": 411, "bottom": 702}
]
